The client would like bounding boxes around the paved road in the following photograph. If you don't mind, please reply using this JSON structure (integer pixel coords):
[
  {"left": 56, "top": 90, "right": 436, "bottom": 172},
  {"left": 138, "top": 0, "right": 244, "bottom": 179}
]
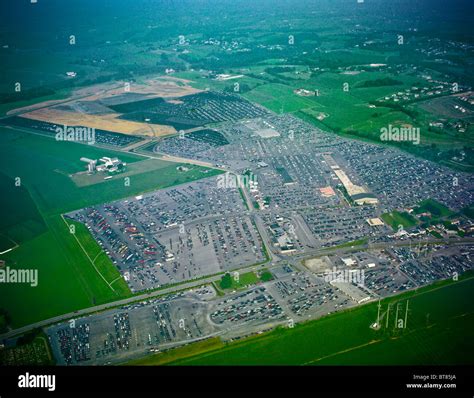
[{"left": 289, "top": 237, "right": 474, "bottom": 263}]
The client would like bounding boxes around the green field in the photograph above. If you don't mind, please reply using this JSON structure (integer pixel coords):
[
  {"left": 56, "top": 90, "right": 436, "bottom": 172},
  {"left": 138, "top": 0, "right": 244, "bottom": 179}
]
[
  {"left": 413, "top": 199, "right": 455, "bottom": 218},
  {"left": 0, "top": 215, "right": 132, "bottom": 328},
  {"left": 381, "top": 211, "right": 418, "bottom": 231},
  {"left": 64, "top": 219, "right": 131, "bottom": 297},
  {"left": 128, "top": 274, "right": 474, "bottom": 366},
  {"left": 0, "top": 171, "right": 46, "bottom": 248},
  {"left": 0, "top": 235, "right": 17, "bottom": 253},
  {"left": 0, "top": 129, "right": 218, "bottom": 216},
  {"left": 218, "top": 271, "right": 260, "bottom": 290},
  {"left": 0, "top": 128, "right": 221, "bottom": 328},
  {"left": 332, "top": 238, "right": 368, "bottom": 249}
]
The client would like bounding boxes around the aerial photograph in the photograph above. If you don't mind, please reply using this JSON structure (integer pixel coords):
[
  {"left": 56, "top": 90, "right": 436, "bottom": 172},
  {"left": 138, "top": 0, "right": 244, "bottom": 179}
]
[{"left": 0, "top": 0, "right": 473, "bottom": 394}]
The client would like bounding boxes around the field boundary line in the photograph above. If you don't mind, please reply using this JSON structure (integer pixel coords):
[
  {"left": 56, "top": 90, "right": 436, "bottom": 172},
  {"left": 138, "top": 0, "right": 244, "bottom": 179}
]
[
  {"left": 37, "top": 336, "right": 53, "bottom": 362},
  {"left": 302, "top": 340, "right": 382, "bottom": 365},
  {"left": 303, "top": 310, "right": 474, "bottom": 366},
  {"left": 110, "top": 276, "right": 123, "bottom": 285},
  {"left": 61, "top": 215, "right": 116, "bottom": 293},
  {"left": 92, "top": 251, "right": 102, "bottom": 264}
]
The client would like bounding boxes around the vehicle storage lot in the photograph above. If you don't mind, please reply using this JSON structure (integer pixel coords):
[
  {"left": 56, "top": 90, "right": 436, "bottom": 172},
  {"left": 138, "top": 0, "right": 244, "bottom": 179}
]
[
  {"left": 47, "top": 290, "right": 218, "bottom": 366},
  {"left": 67, "top": 176, "right": 265, "bottom": 291}
]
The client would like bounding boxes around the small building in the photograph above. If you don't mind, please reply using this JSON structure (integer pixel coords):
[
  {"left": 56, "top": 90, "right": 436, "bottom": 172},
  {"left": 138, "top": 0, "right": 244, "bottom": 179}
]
[
  {"left": 367, "top": 217, "right": 384, "bottom": 227},
  {"left": 341, "top": 257, "right": 356, "bottom": 267},
  {"left": 352, "top": 193, "right": 379, "bottom": 205}
]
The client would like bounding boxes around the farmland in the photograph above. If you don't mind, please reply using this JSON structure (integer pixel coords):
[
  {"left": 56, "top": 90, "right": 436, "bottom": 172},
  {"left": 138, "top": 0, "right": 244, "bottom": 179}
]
[{"left": 0, "top": 171, "right": 45, "bottom": 250}]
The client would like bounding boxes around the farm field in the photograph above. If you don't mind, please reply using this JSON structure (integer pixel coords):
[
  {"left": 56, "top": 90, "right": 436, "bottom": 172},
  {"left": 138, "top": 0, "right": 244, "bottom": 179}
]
[
  {"left": 64, "top": 219, "right": 131, "bottom": 297},
  {"left": 313, "top": 313, "right": 474, "bottom": 365},
  {"left": 0, "top": 214, "right": 132, "bottom": 328},
  {"left": 21, "top": 107, "right": 176, "bottom": 137}
]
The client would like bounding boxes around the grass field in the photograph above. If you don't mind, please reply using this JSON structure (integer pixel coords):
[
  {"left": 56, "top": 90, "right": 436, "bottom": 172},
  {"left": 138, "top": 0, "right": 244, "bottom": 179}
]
[
  {"left": 127, "top": 273, "right": 474, "bottom": 366},
  {"left": 413, "top": 199, "right": 455, "bottom": 218},
  {"left": 70, "top": 157, "right": 193, "bottom": 188},
  {"left": 0, "top": 235, "right": 17, "bottom": 254},
  {"left": 0, "top": 171, "right": 46, "bottom": 247},
  {"left": 0, "top": 127, "right": 221, "bottom": 328},
  {"left": 218, "top": 271, "right": 260, "bottom": 291},
  {"left": 332, "top": 238, "right": 368, "bottom": 249},
  {"left": 64, "top": 219, "right": 131, "bottom": 297},
  {"left": 0, "top": 214, "right": 132, "bottom": 328},
  {"left": 0, "top": 128, "right": 217, "bottom": 216},
  {"left": 381, "top": 211, "right": 418, "bottom": 231}
]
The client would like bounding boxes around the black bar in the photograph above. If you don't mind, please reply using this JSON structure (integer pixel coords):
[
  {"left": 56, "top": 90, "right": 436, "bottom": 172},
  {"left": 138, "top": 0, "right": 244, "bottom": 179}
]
[{"left": 0, "top": 365, "right": 472, "bottom": 395}]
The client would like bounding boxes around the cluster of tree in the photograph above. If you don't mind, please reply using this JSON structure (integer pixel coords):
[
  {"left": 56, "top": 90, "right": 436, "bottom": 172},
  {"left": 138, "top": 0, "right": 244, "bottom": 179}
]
[
  {"left": 16, "top": 328, "right": 42, "bottom": 346},
  {"left": 219, "top": 273, "right": 233, "bottom": 289}
]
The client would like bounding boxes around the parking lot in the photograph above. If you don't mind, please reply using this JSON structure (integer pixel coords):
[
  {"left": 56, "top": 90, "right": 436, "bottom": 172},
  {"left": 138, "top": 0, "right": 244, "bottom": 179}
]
[
  {"left": 47, "top": 290, "right": 218, "bottom": 365},
  {"left": 266, "top": 272, "right": 353, "bottom": 320},
  {"left": 209, "top": 286, "right": 285, "bottom": 329},
  {"left": 67, "top": 176, "right": 265, "bottom": 291}
]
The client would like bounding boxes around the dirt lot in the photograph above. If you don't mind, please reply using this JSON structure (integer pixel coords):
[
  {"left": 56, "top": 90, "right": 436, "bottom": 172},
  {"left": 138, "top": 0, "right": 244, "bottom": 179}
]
[
  {"left": 21, "top": 108, "right": 175, "bottom": 137},
  {"left": 8, "top": 76, "right": 203, "bottom": 137}
]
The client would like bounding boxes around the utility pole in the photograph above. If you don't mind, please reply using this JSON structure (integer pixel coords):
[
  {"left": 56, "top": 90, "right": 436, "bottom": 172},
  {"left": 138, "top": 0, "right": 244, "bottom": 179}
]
[
  {"left": 376, "top": 299, "right": 381, "bottom": 326},
  {"left": 394, "top": 302, "right": 400, "bottom": 329},
  {"left": 404, "top": 300, "right": 409, "bottom": 329},
  {"left": 386, "top": 304, "right": 390, "bottom": 328}
]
